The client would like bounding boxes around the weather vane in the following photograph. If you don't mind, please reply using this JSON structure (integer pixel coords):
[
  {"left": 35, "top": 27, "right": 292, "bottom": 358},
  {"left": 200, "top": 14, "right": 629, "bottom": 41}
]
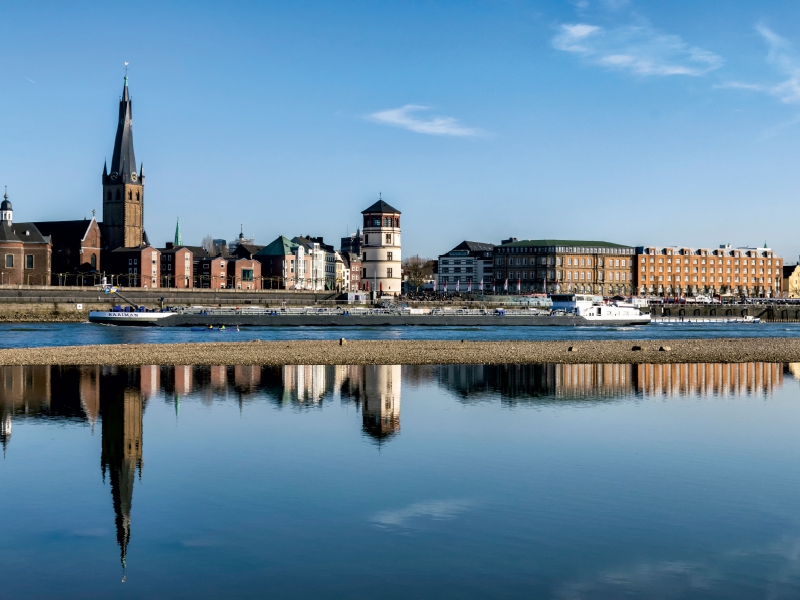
[{"left": 124, "top": 62, "right": 129, "bottom": 76}]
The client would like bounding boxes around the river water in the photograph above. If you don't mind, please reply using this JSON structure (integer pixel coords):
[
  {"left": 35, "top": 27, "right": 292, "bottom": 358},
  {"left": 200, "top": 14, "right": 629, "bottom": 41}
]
[
  {"left": 2, "top": 321, "right": 800, "bottom": 348},
  {"left": 3, "top": 362, "right": 800, "bottom": 598}
]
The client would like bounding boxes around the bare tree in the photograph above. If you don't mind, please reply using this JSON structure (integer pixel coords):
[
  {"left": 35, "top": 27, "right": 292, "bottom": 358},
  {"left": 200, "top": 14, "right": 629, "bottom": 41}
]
[
  {"left": 202, "top": 235, "right": 215, "bottom": 256},
  {"left": 402, "top": 255, "right": 434, "bottom": 291}
]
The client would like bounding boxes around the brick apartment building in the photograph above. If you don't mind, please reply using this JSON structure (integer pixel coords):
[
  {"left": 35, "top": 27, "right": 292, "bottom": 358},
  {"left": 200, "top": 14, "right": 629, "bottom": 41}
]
[
  {"left": 493, "top": 239, "right": 635, "bottom": 295},
  {"left": 228, "top": 258, "right": 261, "bottom": 290},
  {"left": 195, "top": 256, "right": 228, "bottom": 289},
  {"left": 159, "top": 243, "right": 194, "bottom": 288},
  {"left": 108, "top": 246, "right": 161, "bottom": 288},
  {"left": 635, "top": 245, "right": 784, "bottom": 297}
]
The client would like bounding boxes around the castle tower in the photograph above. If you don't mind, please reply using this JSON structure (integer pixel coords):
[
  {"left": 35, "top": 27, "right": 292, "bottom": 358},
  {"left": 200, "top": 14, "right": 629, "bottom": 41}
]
[
  {"left": 361, "top": 196, "right": 401, "bottom": 294},
  {"left": 102, "top": 75, "right": 145, "bottom": 251}
]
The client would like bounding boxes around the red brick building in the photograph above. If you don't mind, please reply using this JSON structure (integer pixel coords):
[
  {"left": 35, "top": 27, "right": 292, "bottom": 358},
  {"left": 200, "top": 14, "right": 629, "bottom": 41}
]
[
  {"left": 635, "top": 245, "right": 784, "bottom": 298},
  {"left": 343, "top": 252, "right": 361, "bottom": 291},
  {"left": 159, "top": 244, "right": 193, "bottom": 288},
  {"left": 34, "top": 217, "right": 102, "bottom": 283},
  {"left": 0, "top": 192, "right": 52, "bottom": 286},
  {"left": 228, "top": 258, "right": 261, "bottom": 290},
  {"left": 195, "top": 256, "right": 228, "bottom": 289},
  {"left": 108, "top": 245, "right": 161, "bottom": 288}
]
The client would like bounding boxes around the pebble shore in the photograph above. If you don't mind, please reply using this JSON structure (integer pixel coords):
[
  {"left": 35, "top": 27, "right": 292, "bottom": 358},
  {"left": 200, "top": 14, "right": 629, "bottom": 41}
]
[{"left": 1, "top": 338, "right": 800, "bottom": 366}]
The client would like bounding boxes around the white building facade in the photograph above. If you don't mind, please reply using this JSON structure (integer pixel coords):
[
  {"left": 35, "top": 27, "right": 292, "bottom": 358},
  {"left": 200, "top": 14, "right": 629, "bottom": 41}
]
[{"left": 437, "top": 241, "right": 494, "bottom": 292}]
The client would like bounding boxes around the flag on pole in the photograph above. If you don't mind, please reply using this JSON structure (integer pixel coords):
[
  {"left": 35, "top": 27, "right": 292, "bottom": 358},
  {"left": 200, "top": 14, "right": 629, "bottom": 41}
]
[
  {"left": 479, "top": 279, "right": 484, "bottom": 292},
  {"left": 492, "top": 283, "right": 496, "bottom": 294},
  {"left": 517, "top": 279, "right": 521, "bottom": 292},
  {"left": 467, "top": 280, "right": 472, "bottom": 293},
  {"left": 504, "top": 279, "right": 508, "bottom": 291},
  {"left": 433, "top": 279, "right": 436, "bottom": 292},
  {"left": 455, "top": 279, "right": 460, "bottom": 293},
  {"left": 444, "top": 280, "right": 448, "bottom": 293}
]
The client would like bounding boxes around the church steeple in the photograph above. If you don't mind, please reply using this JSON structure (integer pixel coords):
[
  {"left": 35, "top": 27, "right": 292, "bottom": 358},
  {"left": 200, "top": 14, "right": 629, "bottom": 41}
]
[
  {"left": 105, "top": 75, "right": 138, "bottom": 185},
  {"left": 102, "top": 69, "right": 145, "bottom": 251},
  {"left": 174, "top": 218, "right": 182, "bottom": 247}
]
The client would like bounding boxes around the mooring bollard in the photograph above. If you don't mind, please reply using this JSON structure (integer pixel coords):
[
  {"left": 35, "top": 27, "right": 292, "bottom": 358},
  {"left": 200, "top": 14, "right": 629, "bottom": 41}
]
[{"left": 339, "top": 338, "right": 346, "bottom": 346}]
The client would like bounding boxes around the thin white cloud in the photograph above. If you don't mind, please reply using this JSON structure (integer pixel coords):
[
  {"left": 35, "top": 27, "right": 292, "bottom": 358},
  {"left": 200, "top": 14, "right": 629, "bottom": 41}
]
[
  {"left": 719, "top": 25, "right": 800, "bottom": 104},
  {"left": 370, "top": 498, "right": 476, "bottom": 528},
  {"left": 368, "top": 105, "right": 480, "bottom": 137},
  {"left": 24, "top": 77, "right": 35, "bottom": 84},
  {"left": 553, "top": 22, "right": 723, "bottom": 76}
]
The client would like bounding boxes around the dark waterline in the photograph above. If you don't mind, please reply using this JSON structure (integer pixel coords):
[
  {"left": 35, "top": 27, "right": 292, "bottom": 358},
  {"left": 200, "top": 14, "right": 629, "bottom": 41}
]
[
  {"left": 3, "top": 321, "right": 800, "bottom": 348},
  {"left": 3, "top": 362, "right": 800, "bottom": 598}
]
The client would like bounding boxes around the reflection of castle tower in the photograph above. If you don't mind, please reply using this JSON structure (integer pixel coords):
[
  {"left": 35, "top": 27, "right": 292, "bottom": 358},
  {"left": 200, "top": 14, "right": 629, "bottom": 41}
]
[
  {"left": 362, "top": 365, "right": 401, "bottom": 441},
  {"left": 99, "top": 368, "right": 144, "bottom": 579}
]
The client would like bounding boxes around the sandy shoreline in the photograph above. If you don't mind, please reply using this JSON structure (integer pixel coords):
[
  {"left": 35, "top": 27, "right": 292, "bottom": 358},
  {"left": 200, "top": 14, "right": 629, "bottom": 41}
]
[{"left": 0, "top": 338, "right": 799, "bottom": 366}]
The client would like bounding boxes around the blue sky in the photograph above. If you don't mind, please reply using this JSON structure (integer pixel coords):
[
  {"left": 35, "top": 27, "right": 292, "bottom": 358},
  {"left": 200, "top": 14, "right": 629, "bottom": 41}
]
[{"left": 2, "top": 0, "right": 800, "bottom": 260}]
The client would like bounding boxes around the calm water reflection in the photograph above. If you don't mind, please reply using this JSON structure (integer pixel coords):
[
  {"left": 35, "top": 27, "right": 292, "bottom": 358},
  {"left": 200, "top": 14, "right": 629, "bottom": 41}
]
[{"left": 3, "top": 362, "right": 800, "bottom": 598}]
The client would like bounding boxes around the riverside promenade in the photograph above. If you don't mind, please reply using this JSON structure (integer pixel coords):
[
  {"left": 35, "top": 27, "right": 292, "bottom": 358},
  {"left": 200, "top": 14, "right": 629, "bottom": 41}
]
[{"left": 2, "top": 338, "right": 800, "bottom": 366}]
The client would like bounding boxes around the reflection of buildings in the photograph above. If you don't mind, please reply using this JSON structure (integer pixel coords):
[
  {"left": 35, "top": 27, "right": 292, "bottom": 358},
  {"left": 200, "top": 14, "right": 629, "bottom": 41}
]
[
  {"left": 635, "top": 363, "right": 782, "bottom": 397},
  {"left": 437, "top": 362, "right": 784, "bottom": 401}
]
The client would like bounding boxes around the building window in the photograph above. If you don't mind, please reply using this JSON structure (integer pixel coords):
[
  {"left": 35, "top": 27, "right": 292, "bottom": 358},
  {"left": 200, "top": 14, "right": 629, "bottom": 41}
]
[
  {"left": 5, "top": 254, "right": 13, "bottom": 268},
  {"left": 385, "top": 234, "right": 392, "bottom": 244},
  {"left": 242, "top": 269, "right": 254, "bottom": 282},
  {"left": 387, "top": 268, "right": 393, "bottom": 278},
  {"left": 24, "top": 255, "right": 33, "bottom": 269},
  {"left": 91, "top": 254, "right": 97, "bottom": 269},
  {"left": 387, "top": 252, "right": 393, "bottom": 261},
  {"left": 372, "top": 218, "right": 381, "bottom": 227}
]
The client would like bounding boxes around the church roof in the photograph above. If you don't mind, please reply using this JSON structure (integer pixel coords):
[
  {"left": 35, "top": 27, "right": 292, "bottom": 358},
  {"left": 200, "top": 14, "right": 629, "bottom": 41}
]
[
  {"left": 361, "top": 199, "right": 401, "bottom": 214},
  {"left": 106, "top": 76, "right": 138, "bottom": 185},
  {"left": 0, "top": 222, "right": 49, "bottom": 244},
  {"left": 256, "top": 236, "right": 298, "bottom": 257},
  {"left": 33, "top": 219, "right": 96, "bottom": 243}
]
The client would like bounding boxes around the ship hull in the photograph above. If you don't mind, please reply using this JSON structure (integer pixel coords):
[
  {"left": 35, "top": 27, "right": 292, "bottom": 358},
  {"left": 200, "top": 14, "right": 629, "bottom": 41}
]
[{"left": 90, "top": 311, "right": 650, "bottom": 327}]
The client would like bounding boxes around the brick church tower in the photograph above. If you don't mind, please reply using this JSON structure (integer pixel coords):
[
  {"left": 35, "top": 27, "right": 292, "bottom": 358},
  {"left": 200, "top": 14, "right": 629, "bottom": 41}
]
[{"left": 102, "top": 74, "right": 145, "bottom": 251}]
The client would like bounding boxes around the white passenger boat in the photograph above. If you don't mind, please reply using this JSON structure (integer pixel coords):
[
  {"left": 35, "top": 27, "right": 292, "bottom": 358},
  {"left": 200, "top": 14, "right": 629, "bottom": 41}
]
[{"left": 550, "top": 294, "right": 651, "bottom": 325}]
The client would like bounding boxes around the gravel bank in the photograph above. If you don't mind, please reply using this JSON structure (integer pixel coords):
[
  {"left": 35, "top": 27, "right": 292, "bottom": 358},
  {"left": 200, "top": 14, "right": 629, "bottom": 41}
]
[{"left": 1, "top": 338, "right": 800, "bottom": 366}]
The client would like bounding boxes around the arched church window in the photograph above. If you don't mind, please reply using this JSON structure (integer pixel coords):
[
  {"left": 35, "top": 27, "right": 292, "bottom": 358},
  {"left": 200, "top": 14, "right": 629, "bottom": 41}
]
[
  {"left": 91, "top": 254, "right": 97, "bottom": 269},
  {"left": 116, "top": 190, "right": 121, "bottom": 200},
  {"left": 107, "top": 191, "right": 111, "bottom": 202},
  {"left": 129, "top": 190, "right": 132, "bottom": 200},
  {"left": 136, "top": 191, "right": 140, "bottom": 201}
]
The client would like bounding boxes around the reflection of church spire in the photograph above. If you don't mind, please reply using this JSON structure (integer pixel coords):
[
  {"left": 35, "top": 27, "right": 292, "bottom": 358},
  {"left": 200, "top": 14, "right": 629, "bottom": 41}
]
[
  {"left": 100, "top": 369, "right": 144, "bottom": 579},
  {"left": 361, "top": 365, "right": 401, "bottom": 443}
]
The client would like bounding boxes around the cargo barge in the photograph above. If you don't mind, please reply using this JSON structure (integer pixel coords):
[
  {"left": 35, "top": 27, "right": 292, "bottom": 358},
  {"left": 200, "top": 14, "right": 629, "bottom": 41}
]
[{"left": 88, "top": 294, "right": 651, "bottom": 327}]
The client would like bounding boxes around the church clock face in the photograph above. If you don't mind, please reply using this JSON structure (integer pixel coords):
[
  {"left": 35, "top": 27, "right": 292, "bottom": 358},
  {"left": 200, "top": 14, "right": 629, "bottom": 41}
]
[
  {"left": 110, "top": 172, "right": 118, "bottom": 180},
  {"left": 131, "top": 173, "right": 137, "bottom": 182}
]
